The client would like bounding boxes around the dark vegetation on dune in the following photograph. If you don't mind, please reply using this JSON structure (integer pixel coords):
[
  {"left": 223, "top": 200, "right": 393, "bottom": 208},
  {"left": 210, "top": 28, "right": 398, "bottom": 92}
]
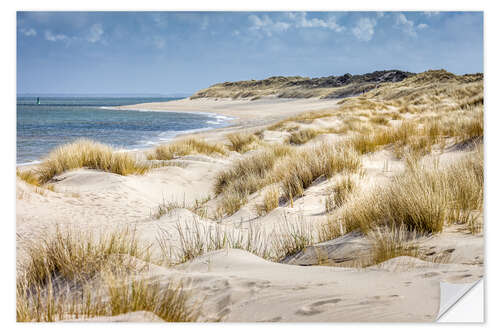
[{"left": 190, "top": 70, "right": 416, "bottom": 99}]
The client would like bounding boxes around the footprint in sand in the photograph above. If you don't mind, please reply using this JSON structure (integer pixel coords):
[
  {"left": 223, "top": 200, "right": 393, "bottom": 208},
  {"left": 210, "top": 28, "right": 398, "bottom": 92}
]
[
  {"left": 417, "top": 272, "right": 441, "bottom": 279},
  {"left": 359, "top": 294, "right": 401, "bottom": 305},
  {"left": 295, "top": 298, "right": 342, "bottom": 316},
  {"left": 258, "top": 316, "right": 282, "bottom": 322},
  {"left": 447, "top": 273, "right": 475, "bottom": 283}
]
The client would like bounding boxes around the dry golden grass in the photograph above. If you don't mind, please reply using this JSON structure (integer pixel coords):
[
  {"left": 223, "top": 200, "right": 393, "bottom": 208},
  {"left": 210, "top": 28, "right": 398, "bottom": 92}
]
[
  {"left": 30, "top": 139, "right": 150, "bottom": 184},
  {"left": 20, "top": 227, "right": 148, "bottom": 290},
  {"left": 17, "top": 169, "right": 40, "bottom": 186},
  {"left": 367, "top": 225, "right": 422, "bottom": 265},
  {"left": 264, "top": 70, "right": 483, "bottom": 162},
  {"left": 217, "top": 190, "right": 249, "bottom": 217},
  {"left": 277, "top": 143, "right": 361, "bottom": 200},
  {"left": 160, "top": 217, "right": 315, "bottom": 264},
  {"left": 267, "top": 110, "right": 339, "bottom": 131},
  {"left": 446, "top": 147, "right": 484, "bottom": 233},
  {"left": 215, "top": 144, "right": 292, "bottom": 197},
  {"left": 271, "top": 220, "right": 316, "bottom": 260},
  {"left": 325, "top": 175, "right": 357, "bottom": 213},
  {"left": 226, "top": 132, "right": 261, "bottom": 153},
  {"left": 369, "top": 115, "right": 390, "bottom": 126},
  {"left": 215, "top": 143, "right": 360, "bottom": 216},
  {"left": 287, "top": 128, "right": 323, "bottom": 145},
  {"left": 152, "top": 196, "right": 211, "bottom": 220},
  {"left": 16, "top": 226, "right": 200, "bottom": 322},
  {"left": 254, "top": 185, "right": 280, "bottom": 216},
  {"left": 147, "top": 137, "right": 227, "bottom": 160},
  {"left": 342, "top": 167, "right": 448, "bottom": 234},
  {"left": 161, "top": 221, "right": 271, "bottom": 264},
  {"left": 17, "top": 272, "right": 197, "bottom": 322},
  {"left": 104, "top": 275, "right": 199, "bottom": 322},
  {"left": 339, "top": 147, "right": 483, "bottom": 235}
]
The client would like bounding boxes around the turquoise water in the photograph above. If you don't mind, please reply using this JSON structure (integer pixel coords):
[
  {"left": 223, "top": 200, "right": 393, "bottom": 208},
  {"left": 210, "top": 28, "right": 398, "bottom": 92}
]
[{"left": 16, "top": 97, "right": 231, "bottom": 164}]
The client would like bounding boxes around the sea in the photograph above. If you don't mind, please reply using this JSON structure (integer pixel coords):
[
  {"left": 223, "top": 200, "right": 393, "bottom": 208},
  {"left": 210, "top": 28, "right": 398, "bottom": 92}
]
[{"left": 16, "top": 96, "right": 232, "bottom": 165}]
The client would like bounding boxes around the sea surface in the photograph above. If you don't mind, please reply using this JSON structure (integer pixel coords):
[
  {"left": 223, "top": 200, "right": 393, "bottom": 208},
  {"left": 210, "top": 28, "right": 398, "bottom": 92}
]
[{"left": 16, "top": 96, "right": 231, "bottom": 164}]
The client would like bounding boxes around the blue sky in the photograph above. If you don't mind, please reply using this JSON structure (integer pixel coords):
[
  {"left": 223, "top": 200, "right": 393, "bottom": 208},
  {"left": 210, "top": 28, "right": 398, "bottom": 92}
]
[{"left": 17, "top": 11, "right": 483, "bottom": 95}]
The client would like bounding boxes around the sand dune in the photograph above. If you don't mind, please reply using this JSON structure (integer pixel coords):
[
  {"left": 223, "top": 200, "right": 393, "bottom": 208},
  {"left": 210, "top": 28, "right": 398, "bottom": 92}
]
[{"left": 16, "top": 71, "right": 483, "bottom": 322}]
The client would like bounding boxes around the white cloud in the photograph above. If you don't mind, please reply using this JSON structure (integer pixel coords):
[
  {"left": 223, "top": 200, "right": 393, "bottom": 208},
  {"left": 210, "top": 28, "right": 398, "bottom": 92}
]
[
  {"left": 286, "top": 12, "right": 344, "bottom": 32},
  {"left": 248, "top": 15, "right": 291, "bottom": 36},
  {"left": 44, "top": 30, "right": 68, "bottom": 42},
  {"left": 395, "top": 13, "right": 417, "bottom": 37},
  {"left": 352, "top": 17, "right": 377, "bottom": 41},
  {"left": 376, "top": 12, "right": 385, "bottom": 18},
  {"left": 248, "top": 12, "right": 344, "bottom": 37},
  {"left": 20, "top": 28, "right": 37, "bottom": 37},
  {"left": 417, "top": 23, "right": 429, "bottom": 30},
  {"left": 87, "top": 24, "right": 104, "bottom": 43}
]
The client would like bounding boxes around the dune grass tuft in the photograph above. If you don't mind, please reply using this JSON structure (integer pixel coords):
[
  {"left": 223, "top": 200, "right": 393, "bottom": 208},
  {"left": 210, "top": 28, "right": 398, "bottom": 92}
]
[
  {"left": 160, "top": 217, "right": 315, "bottom": 264},
  {"left": 277, "top": 143, "right": 361, "bottom": 200},
  {"left": 325, "top": 175, "right": 357, "bottom": 213},
  {"left": 17, "top": 272, "right": 197, "bottom": 322},
  {"left": 17, "top": 226, "right": 200, "bottom": 322},
  {"left": 17, "top": 169, "right": 41, "bottom": 187},
  {"left": 367, "top": 225, "right": 422, "bottom": 265},
  {"left": 104, "top": 275, "right": 199, "bottom": 322},
  {"left": 214, "top": 142, "right": 360, "bottom": 216},
  {"left": 161, "top": 221, "right": 271, "bottom": 264},
  {"left": 287, "top": 128, "right": 322, "bottom": 145},
  {"left": 226, "top": 132, "right": 261, "bottom": 153},
  {"left": 217, "top": 190, "right": 249, "bottom": 217},
  {"left": 271, "top": 220, "right": 316, "bottom": 260},
  {"left": 147, "top": 137, "right": 227, "bottom": 160},
  {"left": 254, "top": 186, "right": 280, "bottom": 216},
  {"left": 152, "top": 196, "right": 211, "bottom": 220},
  {"left": 33, "top": 139, "right": 149, "bottom": 184},
  {"left": 214, "top": 144, "right": 292, "bottom": 197},
  {"left": 20, "top": 227, "right": 147, "bottom": 290},
  {"left": 339, "top": 147, "right": 483, "bottom": 235}
]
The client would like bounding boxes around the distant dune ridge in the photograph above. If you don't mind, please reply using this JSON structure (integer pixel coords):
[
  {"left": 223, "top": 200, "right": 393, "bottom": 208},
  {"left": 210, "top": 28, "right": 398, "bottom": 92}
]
[{"left": 191, "top": 69, "right": 417, "bottom": 99}]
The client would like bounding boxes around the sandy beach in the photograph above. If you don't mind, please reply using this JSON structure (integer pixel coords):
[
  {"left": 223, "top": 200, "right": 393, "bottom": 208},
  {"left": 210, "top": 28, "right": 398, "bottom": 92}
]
[{"left": 16, "top": 71, "right": 484, "bottom": 322}]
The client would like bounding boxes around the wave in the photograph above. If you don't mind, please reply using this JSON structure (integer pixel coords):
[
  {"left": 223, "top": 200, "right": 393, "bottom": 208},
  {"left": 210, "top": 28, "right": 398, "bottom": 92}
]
[
  {"left": 17, "top": 160, "right": 42, "bottom": 166},
  {"left": 130, "top": 126, "right": 216, "bottom": 151},
  {"left": 101, "top": 106, "right": 235, "bottom": 122}
]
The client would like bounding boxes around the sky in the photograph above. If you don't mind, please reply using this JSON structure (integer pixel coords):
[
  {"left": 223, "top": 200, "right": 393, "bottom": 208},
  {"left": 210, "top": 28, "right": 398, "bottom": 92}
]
[{"left": 16, "top": 11, "right": 483, "bottom": 95}]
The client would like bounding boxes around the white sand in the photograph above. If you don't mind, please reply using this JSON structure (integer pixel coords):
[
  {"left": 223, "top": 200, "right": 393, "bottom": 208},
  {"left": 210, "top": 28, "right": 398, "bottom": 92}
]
[{"left": 115, "top": 96, "right": 340, "bottom": 123}]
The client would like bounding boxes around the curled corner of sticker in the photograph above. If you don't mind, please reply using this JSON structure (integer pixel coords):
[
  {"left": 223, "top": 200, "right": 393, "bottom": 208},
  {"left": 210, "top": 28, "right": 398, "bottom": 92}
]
[{"left": 437, "top": 279, "right": 483, "bottom": 322}]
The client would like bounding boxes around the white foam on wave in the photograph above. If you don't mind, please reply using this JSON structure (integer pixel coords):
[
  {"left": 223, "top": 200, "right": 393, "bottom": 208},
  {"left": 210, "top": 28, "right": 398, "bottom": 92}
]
[
  {"left": 17, "top": 160, "right": 42, "bottom": 166},
  {"left": 103, "top": 106, "right": 235, "bottom": 121},
  {"left": 105, "top": 107, "right": 232, "bottom": 150}
]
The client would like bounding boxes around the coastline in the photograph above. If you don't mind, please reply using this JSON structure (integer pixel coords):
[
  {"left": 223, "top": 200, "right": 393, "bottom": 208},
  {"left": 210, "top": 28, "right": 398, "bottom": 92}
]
[
  {"left": 113, "top": 96, "right": 341, "bottom": 124},
  {"left": 19, "top": 96, "right": 339, "bottom": 166},
  {"left": 17, "top": 102, "right": 238, "bottom": 166}
]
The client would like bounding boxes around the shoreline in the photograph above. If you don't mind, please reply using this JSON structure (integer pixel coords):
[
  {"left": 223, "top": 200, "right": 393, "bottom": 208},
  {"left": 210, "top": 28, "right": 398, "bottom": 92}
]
[
  {"left": 17, "top": 97, "right": 341, "bottom": 166},
  {"left": 17, "top": 104, "right": 237, "bottom": 166},
  {"left": 114, "top": 96, "right": 341, "bottom": 123}
]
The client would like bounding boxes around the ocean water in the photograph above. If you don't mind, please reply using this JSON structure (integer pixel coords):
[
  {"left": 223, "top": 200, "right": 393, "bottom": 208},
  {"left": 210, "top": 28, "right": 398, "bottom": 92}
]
[{"left": 16, "top": 96, "right": 231, "bottom": 164}]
